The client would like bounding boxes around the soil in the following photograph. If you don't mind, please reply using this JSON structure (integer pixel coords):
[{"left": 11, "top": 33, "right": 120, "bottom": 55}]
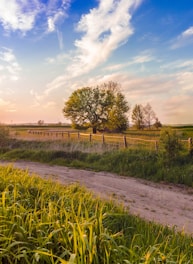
[{"left": 0, "top": 160, "right": 193, "bottom": 235}]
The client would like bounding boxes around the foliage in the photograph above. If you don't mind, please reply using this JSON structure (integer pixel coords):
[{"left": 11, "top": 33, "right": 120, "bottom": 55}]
[
  {"left": 143, "top": 103, "right": 156, "bottom": 129},
  {"left": 131, "top": 104, "right": 144, "bottom": 129},
  {"left": 0, "top": 165, "right": 192, "bottom": 263},
  {"left": 107, "top": 92, "right": 129, "bottom": 131},
  {"left": 37, "top": 120, "right": 44, "bottom": 126},
  {"left": 160, "top": 128, "right": 182, "bottom": 164},
  {"left": 154, "top": 117, "right": 162, "bottom": 129},
  {"left": 1, "top": 143, "right": 193, "bottom": 187},
  {"left": 0, "top": 125, "right": 10, "bottom": 147},
  {"left": 132, "top": 103, "right": 158, "bottom": 130},
  {"left": 63, "top": 81, "right": 129, "bottom": 133}
]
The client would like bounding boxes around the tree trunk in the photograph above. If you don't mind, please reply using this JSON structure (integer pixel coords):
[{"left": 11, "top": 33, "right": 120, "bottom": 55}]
[{"left": 92, "top": 126, "right": 97, "bottom": 134}]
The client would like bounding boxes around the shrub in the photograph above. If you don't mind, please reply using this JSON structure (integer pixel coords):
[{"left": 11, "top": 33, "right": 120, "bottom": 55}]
[
  {"left": 160, "top": 128, "right": 182, "bottom": 165},
  {"left": 0, "top": 125, "right": 10, "bottom": 147}
]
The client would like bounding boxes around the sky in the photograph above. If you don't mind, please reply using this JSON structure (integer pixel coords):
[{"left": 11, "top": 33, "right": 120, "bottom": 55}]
[{"left": 0, "top": 0, "right": 193, "bottom": 125}]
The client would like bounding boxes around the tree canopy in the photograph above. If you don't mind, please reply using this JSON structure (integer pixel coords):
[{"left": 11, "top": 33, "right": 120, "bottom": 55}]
[
  {"left": 132, "top": 103, "right": 160, "bottom": 130},
  {"left": 132, "top": 104, "right": 144, "bottom": 130},
  {"left": 63, "top": 82, "right": 129, "bottom": 133}
]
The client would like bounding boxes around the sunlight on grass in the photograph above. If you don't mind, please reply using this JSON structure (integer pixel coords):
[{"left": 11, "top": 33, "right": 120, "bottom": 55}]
[{"left": 0, "top": 165, "right": 192, "bottom": 263}]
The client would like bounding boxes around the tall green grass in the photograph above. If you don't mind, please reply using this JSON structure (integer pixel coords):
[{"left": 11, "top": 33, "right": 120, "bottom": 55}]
[
  {"left": 0, "top": 165, "right": 193, "bottom": 263},
  {"left": 1, "top": 145, "right": 193, "bottom": 187}
]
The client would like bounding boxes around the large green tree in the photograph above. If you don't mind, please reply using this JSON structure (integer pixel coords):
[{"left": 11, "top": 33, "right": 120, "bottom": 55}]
[{"left": 63, "top": 82, "right": 129, "bottom": 133}]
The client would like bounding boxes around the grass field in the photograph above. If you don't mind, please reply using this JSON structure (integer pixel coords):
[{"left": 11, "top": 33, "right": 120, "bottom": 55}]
[
  {"left": 8, "top": 124, "right": 193, "bottom": 153},
  {"left": 0, "top": 165, "right": 193, "bottom": 263},
  {"left": 0, "top": 125, "right": 193, "bottom": 262},
  {"left": 0, "top": 124, "right": 193, "bottom": 187}
]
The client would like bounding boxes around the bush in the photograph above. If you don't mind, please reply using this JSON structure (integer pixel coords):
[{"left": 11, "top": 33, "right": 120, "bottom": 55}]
[
  {"left": 160, "top": 128, "right": 182, "bottom": 165},
  {"left": 0, "top": 125, "right": 10, "bottom": 147}
]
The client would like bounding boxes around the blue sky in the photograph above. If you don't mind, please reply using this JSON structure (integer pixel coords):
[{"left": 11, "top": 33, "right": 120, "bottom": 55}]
[{"left": 0, "top": 0, "right": 193, "bottom": 124}]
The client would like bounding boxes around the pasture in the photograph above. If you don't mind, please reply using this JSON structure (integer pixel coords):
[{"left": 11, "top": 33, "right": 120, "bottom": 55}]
[{"left": 8, "top": 124, "right": 193, "bottom": 152}]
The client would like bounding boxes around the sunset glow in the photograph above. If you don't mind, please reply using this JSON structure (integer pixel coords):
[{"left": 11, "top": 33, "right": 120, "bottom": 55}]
[{"left": 0, "top": 0, "right": 193, "bottom": 124}]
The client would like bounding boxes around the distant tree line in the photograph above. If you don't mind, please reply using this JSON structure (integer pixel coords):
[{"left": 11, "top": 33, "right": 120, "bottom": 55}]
[
  {"left": 63, "top": 81, "right": 161, "bottom": 133},
  {"left": 131, "top": 103, "right": 162, "bottom": 130}
]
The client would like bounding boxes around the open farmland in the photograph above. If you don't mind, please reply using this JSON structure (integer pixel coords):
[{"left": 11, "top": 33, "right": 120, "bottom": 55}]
[{"left": 8, "top": 124, "right": 193, "bottom": 152}]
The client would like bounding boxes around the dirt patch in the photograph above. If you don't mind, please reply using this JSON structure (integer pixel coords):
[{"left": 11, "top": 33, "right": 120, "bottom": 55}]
[{"left": 0, "top": 160, "right": 193, "bottom": 235}]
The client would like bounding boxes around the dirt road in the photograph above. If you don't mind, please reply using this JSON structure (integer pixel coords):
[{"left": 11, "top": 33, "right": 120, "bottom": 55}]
[{"left": 0, "top": 160, "right": 193, "bottom": 235}]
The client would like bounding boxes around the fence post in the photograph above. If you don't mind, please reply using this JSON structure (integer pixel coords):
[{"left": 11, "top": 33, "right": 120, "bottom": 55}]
[
  {"left": 78, "top": 132, "right": 80, "bottom": 140},
  {"left": 188, "top": 137, "right": 192, "bottom": 151},
  {"left": 89, "top": 133, "right": 92, "bottom": 142},
  {"left": 68, "top": 132, "right": 70, "bottom": 139},
  {"left": 155, "top": 140, "right": 158, "bottom": 152},
  {"left": 123, "top": 135, "right": 127, "bottom": 148},
  {"left": 102, "top": 134, "right": 105, "bottom": 144}
]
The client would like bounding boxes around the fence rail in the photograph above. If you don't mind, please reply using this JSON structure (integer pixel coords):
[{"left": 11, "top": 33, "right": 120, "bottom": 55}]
[{"left": 26, "top": 129, "right": 192, "bottom": 152}]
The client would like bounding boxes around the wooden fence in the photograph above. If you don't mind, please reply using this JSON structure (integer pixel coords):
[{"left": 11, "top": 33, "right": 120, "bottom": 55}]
[{"left": 26, "top": 129, "right": 192, "bottom": 152}]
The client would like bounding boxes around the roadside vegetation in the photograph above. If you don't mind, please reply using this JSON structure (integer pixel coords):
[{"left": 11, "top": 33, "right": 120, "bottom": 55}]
[
  {"left": 0, "top": 165, "right": 192, "bottom": 263},
  {"left": 1, "top": 125, "right": 193, "bottom": 187}
]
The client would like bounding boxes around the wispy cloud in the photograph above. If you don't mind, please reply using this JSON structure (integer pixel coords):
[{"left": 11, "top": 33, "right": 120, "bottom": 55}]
[
  {"left": 104, "top": 50, "right": 155, "bottom": 71},
  {"left": 43, "top": 101, "right": 57, "bottom": 109},
  {"left": 72, "top": 0, "right": 143, "bottom": 75},
  {"left": 45, "top": 53, "right": 71, "bottom": 65},
  {"left": 131, "top": 51, "right": 155, "bottom": 64},
  {"left": 163, "top": 95, "right": 193, "bottom": 123},
  {"left": 0, "top": 0, "right": 71, "bottom": 44},
  {"left": 171, "top": 26, "right": 193, "bottom": 49},
  {"left": 47, "top": 0, "right": 70, "bottom": 32},
  {"left": 45, "top": 0, "right": 144, "bottom": 94},
  {"left": 0, "top": 47, "right": 21, "bottom": 81},
  {"left": 0, "top": 97, "right": 16, "bottom": 113}
]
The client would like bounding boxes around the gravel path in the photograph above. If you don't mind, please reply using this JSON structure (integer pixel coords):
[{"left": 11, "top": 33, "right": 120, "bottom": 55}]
[{"left": 0, "top": 160, "right": 193, "bottom": 235}]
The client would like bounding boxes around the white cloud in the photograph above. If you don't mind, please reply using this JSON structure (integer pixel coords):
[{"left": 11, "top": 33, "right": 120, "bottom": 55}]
[
  {"left": 0, "top": 47, "right": 22, "bottom": 81},
  {"left": 0, "top": 0, "right": 71, "bottom": 37},
  {"left": 72, "top": 0, "right": 143, "bottom": 75},
  {"left": 47, "top": 17, "right": 55, "bottom": 32},
  {"left": 45, "top": 0, "right": 144, "bottom": 94},
  {"left": 0, "top": 0, "right": 41, "bottom": 33},
  {"left": 182, "top": 26, "right": 193, "bottom": 37},
  {"left": 171, "top": 26, "right": 193, "bottom": 49}
]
